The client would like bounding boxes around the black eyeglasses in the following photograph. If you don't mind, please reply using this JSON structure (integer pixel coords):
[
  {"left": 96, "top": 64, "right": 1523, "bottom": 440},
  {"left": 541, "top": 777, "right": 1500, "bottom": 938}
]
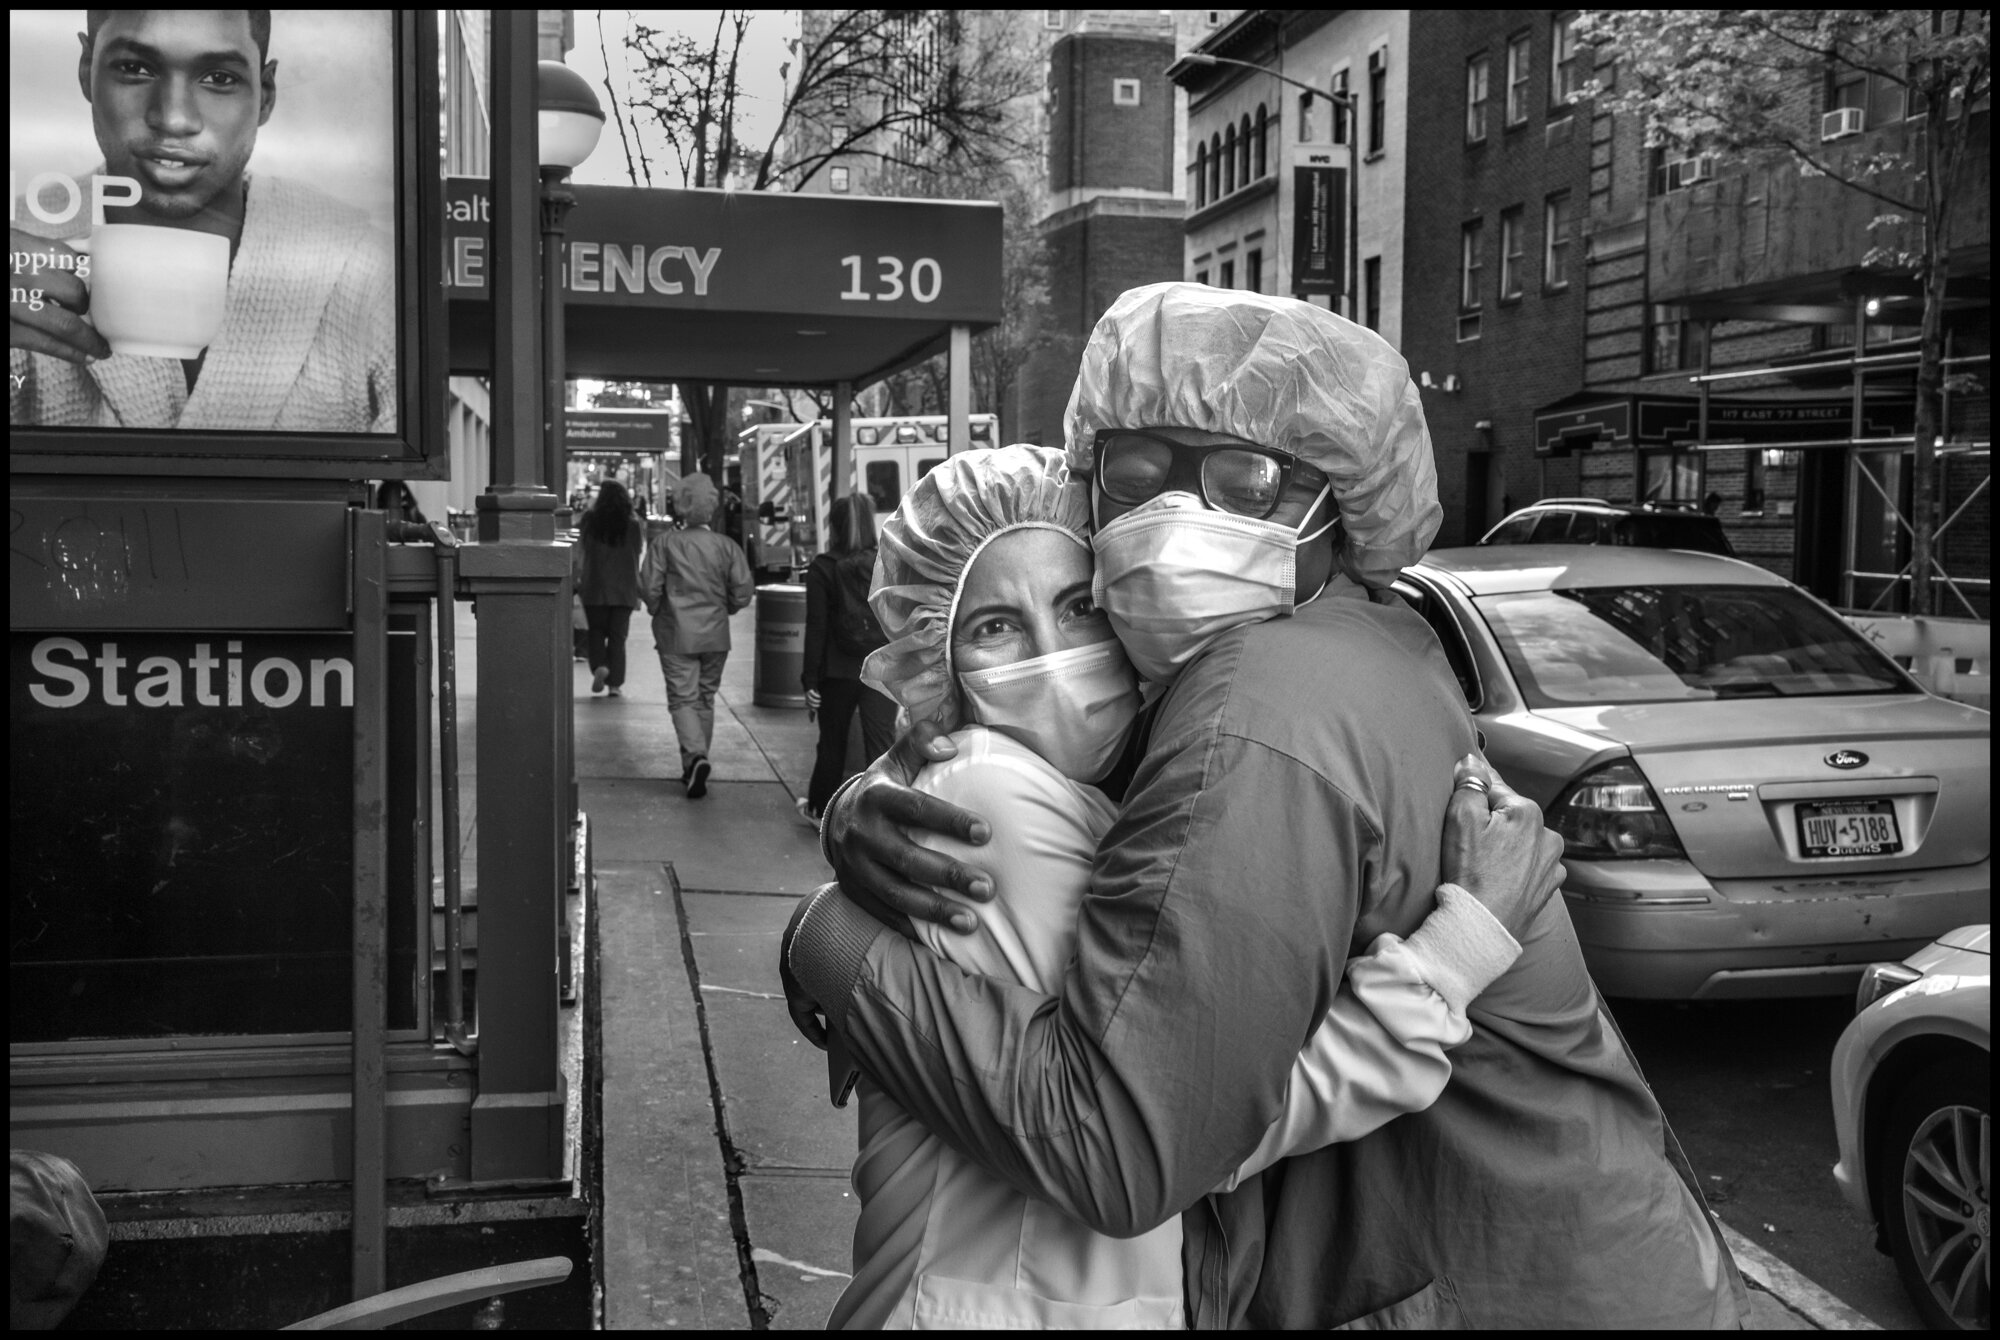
[{"left": 1092, "top": 429, "right": 1327, "bottom": 521}]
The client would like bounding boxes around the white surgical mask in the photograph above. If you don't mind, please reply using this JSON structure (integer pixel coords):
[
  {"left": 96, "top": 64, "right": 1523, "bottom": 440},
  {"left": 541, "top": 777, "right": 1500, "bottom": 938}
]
[
  {"left": 1090, "top": 487, "right": 1333, "bottom": 685},
  {"left": 957, "top": 638, "right": 1141, "bottom": 783}
]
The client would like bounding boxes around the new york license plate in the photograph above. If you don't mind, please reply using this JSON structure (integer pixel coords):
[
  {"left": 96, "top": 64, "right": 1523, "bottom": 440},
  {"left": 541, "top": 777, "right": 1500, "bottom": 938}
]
[{"left": 1797, "top": 800, "right": 1903, "bottom": 858}]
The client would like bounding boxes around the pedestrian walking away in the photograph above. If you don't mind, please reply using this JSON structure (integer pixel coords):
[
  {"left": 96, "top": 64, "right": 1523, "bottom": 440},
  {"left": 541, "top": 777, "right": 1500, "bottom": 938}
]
[
  {"left": 577, "top": 479, "right": 644, "bottom": 698},
  {"left": 785, "top": 283, "right": 1750, "bottom": 1328},
  {"left": 799, "top": 493, "right": 898, "bottom": 826},
  {"left": 642, "top": 472, "right": 753, "bottom": 798}
]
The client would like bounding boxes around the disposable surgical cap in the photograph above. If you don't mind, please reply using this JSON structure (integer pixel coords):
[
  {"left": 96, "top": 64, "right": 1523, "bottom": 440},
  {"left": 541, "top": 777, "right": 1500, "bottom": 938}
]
[
  {"left": 862, "top": 445, "right": 1091, "bottom": 729},
  {"left": 674, "top": 473, "right": 719, "bottom": 527},
  {"left": 1064, "top": 282, "right": 1441, "bottom": 590}
]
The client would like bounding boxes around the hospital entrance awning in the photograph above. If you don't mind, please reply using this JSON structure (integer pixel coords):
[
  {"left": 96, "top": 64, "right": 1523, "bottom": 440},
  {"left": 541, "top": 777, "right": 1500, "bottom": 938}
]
[{"left": 442, "top": 178, "right": 1003, "bottom": 387}]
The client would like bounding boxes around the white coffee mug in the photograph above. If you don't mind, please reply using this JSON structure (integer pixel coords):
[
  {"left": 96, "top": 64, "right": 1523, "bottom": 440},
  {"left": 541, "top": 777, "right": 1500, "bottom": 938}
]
[{"left": 78, "top": 224, "right": 230, "bottom": 359}]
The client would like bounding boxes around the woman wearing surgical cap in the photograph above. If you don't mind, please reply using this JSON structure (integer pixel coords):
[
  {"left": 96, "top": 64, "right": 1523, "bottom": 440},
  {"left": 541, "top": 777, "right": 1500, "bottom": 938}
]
[
  {"left": 821, "top": 444, "right": 1527, "bottom": 1330},
  {"left": 640, "top": 473, "right": 755, "bottom": 798},
  {"left": 795, "top": 284, "right": 1748, "bottom": 1329}
]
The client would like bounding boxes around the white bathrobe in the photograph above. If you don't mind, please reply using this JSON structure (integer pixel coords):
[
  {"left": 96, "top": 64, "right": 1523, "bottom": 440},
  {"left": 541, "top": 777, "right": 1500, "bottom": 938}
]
[{"left": 11, "top": 173, "right": 397, "bottom": 433}]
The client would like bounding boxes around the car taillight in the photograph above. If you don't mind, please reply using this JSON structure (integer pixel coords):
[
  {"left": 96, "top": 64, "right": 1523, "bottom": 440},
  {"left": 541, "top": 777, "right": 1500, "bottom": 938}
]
[{"left": 1550, "top": 759, "right": 1686, "bottom": 860}]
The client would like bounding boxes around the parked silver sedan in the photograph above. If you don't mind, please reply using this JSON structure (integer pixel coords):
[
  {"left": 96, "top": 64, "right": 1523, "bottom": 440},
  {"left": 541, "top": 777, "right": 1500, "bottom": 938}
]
[{"left": 1393, "top": 546, "right": 1990, "bottom": 1000}]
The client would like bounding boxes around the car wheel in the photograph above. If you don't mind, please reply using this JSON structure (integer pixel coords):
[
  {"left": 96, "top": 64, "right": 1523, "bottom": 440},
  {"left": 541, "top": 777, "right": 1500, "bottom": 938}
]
[{"left": 1880, "top": 1057, "right": 1990, "bottom": 1330}]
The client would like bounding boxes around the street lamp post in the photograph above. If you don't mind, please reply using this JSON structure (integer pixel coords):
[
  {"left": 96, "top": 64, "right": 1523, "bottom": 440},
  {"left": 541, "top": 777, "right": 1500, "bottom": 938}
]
[
  {"left": 1178, "top": 52, "right": 1360, "bottom": 324},
  {"left": 537, "top": 61, "right": 607, "bottom": 520}
]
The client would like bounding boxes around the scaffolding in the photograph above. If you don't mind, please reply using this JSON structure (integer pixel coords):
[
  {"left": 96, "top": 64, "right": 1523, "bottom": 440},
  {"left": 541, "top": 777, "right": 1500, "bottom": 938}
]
[{"left": 1687, "top": 300, "right": 1990, "bottom": 620}]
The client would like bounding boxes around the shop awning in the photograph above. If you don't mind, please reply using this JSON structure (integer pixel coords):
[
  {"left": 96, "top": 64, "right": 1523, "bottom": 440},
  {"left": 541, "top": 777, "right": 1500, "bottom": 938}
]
[
  {"left": 1532, "top": 389, "right": 1915, "bottom": 457},
  {"left": 442, "top": 178, "right": 1003, "bottom": 387}
]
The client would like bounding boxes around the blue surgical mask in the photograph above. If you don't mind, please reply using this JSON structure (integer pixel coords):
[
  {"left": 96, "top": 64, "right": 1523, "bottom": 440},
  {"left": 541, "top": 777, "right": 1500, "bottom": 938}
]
[{"left": 957, "top": 639, "right": 1141, "bottom": 783}]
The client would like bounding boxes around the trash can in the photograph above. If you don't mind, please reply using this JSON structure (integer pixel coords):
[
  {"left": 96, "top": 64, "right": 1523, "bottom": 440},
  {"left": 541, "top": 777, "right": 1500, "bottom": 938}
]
[{"left": 753, "top": 584, "right": 808, "bottom": 708}]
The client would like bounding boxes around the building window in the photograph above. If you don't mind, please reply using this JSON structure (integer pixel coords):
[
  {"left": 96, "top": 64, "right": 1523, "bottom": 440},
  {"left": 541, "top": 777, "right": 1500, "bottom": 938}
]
[
  {"left": 1363, "top": 256, "right": 1381, "bottom": 331},
  {"left": 1505, "top": 32, "right": 1531, "bottom": 125},
  {"left": 1367, "top": 48, "right": 1388, "bottom": 155},
  {"left": 1194, "top": 143, "right": 1208, "bottom": 208},
  {"left": 1253, "top": 104, "right": 1269, "bottom": 178},
  {"left": 1551, "top": 13, "right": 1581, "bottom": 107},
  {"left": 1238, "top": 113, "right": 1253, "bottom": 183},
  {"left": 1113, "top": 77, "right": 1141, "bottom": 106},
  {"left": 1544, "top": 191, "right": 1573, "bottom": 289},
  {"left": 1219, "top": 258, "right": 1236, "bottom": 289},
  {"left": 1466, "top": 54, "right": 1490, "bottom": 142},
  {"left": 1646, "top": 303, "right": 1703, "bottom": 374},
  {"left": 1223, "top": 123, "right": 1237, "bottom": 193},
  {"left": 1194, "top": 268, "right": 1210, "bottom": 286},
  {"left": 1499, "top": 206, "right": 1524, "bottom": 300},
  {"left": 1460, "top": 220, "right": 1484, "bottom": 310},
  {"left": 1043, "top": 11, "right": 1064, "bottom": 30},
  {"left": 1298, "top": 89, "right": 1317, "bottom": 142},
  {"left": 1209, "top": 132, "right": 1222, "bottom": 200},
  {"left": 1829, "top": 64, "right": 1907, "bottom": 128},
  {"left": 829, "top": 165, "right": 851, "bottom": 193},
  {"left": 1331, "top": 68, "right": 1351, "bottom": 144},
  {"left": 1246, "top": 249, "right": 1263, "bottom": 293},
  {"left": 1744, "top": 448, "right": 1799, "bottom": 517}
]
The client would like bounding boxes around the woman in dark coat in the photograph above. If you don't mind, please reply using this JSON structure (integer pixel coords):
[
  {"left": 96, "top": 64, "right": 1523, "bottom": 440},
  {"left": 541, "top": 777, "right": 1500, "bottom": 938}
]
[
  {"left": 799, "top": 493, "right": 898, "bottom": 821},
  {"left": 578, "top": 480, "right": 644, "bottom": 697}
]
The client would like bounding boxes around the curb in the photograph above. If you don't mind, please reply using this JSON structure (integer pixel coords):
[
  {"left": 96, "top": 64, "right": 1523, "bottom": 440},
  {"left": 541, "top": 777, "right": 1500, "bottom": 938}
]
[{"left": 1721, "top": 1224, "right": 1881, "bottom": 1331}]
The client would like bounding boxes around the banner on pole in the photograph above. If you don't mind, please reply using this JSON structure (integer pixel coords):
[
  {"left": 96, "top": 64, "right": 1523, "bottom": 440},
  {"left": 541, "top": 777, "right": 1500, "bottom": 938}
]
[{"left": 1291, "top": 146, "right": 1346, "bottom": 298}]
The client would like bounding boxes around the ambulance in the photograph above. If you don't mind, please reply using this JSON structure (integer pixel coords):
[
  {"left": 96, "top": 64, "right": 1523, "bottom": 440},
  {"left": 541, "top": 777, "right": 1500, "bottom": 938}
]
[{"left": 737, "top": 414, "right": 998, "bottom": 579}]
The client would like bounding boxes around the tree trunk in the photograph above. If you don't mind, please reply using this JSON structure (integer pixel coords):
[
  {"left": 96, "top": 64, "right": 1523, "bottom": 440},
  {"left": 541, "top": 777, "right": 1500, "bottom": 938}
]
[{"left": 677, "top": 380, "right": 730, "bottom": 486}]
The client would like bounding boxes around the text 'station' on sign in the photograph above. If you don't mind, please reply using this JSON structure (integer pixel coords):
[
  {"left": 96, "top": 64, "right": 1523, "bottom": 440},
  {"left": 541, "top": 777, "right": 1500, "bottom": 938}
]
[
  {"left": 1290, "top": 147, "right": 1345, "bottom": 299},
  {"left": 9, "top": 630, "right": 420, "bottom": 1044}
]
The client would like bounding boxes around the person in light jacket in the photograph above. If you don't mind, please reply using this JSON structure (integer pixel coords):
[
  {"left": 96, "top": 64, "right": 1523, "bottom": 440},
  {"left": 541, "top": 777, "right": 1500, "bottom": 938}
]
[{"left": 642, "top": 473, "right": 753, "bottom": 799}]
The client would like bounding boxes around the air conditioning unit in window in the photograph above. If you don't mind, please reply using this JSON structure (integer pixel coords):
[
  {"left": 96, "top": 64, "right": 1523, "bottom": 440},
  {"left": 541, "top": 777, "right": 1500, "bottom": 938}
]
[
  {"left": 1672, "top": 155, "right": 1717, "bottom": 188},
  {"left": 1821, "top": 106, "right": 1865, "bottom": 141}
]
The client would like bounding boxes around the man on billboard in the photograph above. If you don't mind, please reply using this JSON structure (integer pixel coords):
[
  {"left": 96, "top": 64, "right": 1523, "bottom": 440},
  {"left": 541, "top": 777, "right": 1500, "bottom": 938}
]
[{"left": 9, "top": 9, "right": 396, "bottom": 433}]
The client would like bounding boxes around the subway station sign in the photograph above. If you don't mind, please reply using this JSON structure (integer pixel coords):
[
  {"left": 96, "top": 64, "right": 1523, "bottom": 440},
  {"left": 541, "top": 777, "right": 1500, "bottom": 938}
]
[{"left": 10, "top": 628, "right": 422, "bottom": 1043}]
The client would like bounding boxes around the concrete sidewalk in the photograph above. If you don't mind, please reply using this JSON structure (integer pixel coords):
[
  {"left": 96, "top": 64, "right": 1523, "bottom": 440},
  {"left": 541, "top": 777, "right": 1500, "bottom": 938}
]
[{"left": 554, "top": 605, "right": 1864, "bottom": 1330}]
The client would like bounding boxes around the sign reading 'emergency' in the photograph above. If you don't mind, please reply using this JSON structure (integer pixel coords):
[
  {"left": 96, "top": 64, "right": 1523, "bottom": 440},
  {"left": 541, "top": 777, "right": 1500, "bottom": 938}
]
[{"left": 441, "top": 176, "right": 1001, "bottom": 323}]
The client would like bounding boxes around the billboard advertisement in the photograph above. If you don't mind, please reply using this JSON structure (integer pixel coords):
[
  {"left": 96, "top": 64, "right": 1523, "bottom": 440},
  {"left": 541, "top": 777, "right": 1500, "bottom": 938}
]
[
  {"left": 1290, "top": 146, "right": 1346, "bottom": 299},
  {"left": 9, "top": 9, "right": 442, "bottom": 477}
]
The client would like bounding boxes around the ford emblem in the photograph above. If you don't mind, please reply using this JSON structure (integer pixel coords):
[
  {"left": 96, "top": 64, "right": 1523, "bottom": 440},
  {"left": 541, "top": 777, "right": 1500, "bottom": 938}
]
[{"left": 1824, "top": 749, "right": 1868, "bottom": 769}]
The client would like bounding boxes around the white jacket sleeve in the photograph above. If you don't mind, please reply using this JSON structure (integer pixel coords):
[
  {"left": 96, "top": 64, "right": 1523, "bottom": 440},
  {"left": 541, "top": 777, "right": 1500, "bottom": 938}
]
[{"left": 1214, "top": 883, "right": 1520, "bottom": 1191}]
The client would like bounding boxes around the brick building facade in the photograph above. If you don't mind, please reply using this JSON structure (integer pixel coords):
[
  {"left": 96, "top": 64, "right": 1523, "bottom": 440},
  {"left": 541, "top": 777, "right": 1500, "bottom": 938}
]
[
  {"left": 1402, "top": 9, "right": 1988, "bottom": 612},
  {"left": 1400, "top": 9, "right": 1595, "bottom": 547},
  {"left": 1014, "top": 13, "right": 1189, "bottom": 449}
]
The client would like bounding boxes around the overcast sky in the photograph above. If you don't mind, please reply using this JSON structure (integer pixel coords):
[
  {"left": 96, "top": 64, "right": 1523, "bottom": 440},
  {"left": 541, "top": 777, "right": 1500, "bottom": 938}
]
[{"left": 566, "top": 9, "right": 799, "bottom": 189}]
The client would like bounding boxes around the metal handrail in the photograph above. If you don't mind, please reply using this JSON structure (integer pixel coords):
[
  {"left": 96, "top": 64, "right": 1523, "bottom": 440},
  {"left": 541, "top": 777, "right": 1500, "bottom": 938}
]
[
  {"left": 388, "top": 520, "right": 473, "bottom": 1057},
  {"left": 1687, "top": 350, "right": 1991, "bottom": 385}
]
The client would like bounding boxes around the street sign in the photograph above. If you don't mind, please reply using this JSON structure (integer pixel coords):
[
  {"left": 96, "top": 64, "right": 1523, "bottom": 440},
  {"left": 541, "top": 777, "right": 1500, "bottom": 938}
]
[{"left": 565, "top": 408, "right": 675, "bottom": 455}]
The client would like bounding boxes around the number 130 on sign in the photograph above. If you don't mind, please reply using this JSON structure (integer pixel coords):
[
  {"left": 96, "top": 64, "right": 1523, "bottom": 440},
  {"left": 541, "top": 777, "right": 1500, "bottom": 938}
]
[{"left": 840, "top": 254, "right": 942, "bottom": 303}]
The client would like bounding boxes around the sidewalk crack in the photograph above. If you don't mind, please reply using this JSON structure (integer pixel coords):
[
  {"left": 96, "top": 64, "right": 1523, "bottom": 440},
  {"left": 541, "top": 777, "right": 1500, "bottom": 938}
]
[{"left": 669, "top": 861, "right": 771, "bottom": 1329}]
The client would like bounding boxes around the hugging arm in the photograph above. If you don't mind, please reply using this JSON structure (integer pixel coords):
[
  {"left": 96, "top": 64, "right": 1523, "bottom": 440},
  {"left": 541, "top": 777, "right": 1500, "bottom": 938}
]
[
  {"left": 1216, "top": 883, "right": 1521, "bottom": 1191},
  {"left": 792, "top": 731, "right": 1369, "bottom": 1237}
]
